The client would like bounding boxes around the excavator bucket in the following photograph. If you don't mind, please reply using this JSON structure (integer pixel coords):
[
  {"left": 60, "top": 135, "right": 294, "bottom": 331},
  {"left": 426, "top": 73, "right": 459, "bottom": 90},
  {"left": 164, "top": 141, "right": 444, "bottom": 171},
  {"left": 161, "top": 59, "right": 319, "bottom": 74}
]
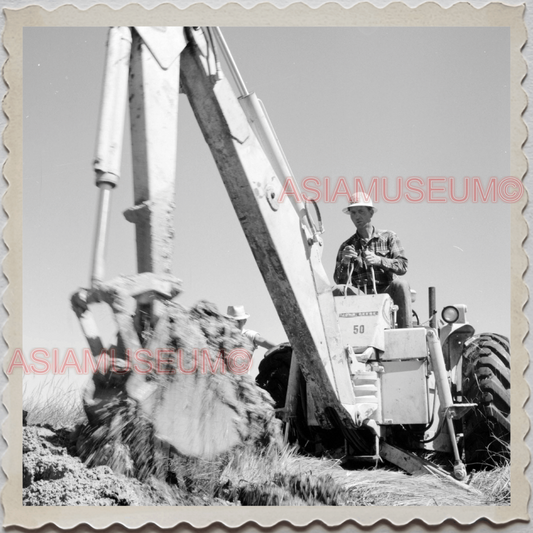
[{"left": 126, "top": 301, "right": 282, "bottom": 460}]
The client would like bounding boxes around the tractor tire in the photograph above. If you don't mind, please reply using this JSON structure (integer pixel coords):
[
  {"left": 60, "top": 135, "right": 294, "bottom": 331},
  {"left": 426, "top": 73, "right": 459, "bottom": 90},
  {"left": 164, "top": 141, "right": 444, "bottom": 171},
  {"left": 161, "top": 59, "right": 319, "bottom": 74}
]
[
  {"left": 256, "top": 345, "right": 321, "bottom": 451},
  {"left": 256, "top": 345, "right": 349, "bottom": 456},
  {"left": 461, "top": 333, "right": 511, "bottom": 468},
  {"left": 256, "top": 343, "right": 293, "bottom": 410}
]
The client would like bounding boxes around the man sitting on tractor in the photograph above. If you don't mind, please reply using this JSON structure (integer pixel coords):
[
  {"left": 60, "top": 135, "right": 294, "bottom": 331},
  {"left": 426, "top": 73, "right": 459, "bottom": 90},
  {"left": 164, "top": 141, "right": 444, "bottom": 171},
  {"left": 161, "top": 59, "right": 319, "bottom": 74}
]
[{"left": 333, "top": 193, "right": 413, "bottom": 328}]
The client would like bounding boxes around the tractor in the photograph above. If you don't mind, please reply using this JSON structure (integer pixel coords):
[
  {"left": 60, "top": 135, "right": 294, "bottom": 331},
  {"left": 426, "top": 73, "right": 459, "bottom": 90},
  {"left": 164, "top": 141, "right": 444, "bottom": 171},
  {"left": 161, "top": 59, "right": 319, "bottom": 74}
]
[{"left": 257, "top": 287, "right": 510, "bottom": 478}]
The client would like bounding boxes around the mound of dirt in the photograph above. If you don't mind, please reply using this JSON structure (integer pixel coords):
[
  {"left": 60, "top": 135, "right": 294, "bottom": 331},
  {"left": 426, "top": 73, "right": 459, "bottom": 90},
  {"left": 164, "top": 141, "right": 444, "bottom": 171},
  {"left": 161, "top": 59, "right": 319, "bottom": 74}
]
[
  {"left": 24, "top": 425, "right": 145, "bottom": 506},
  {"left": 132, "top": 299, "right": 283, "bottom": 457},
  {"left": 77, "top": 300, "right": 282, "bottom": 477},
  {"left": 135, "top": 301, "right": 280, "bottom": 459},
  {"left": 23, "top": 425, "right": 235, "bottom": 506}
]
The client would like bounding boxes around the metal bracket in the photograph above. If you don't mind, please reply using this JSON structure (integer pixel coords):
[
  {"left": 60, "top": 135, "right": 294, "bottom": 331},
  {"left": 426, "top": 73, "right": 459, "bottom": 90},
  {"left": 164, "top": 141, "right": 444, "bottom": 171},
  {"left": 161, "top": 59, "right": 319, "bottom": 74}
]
[
  {"left": 304, "top": 199, "right": 324, "bottom": 246},
  {"left": 265, "top": 184, "right": 280, "bottom": 211},
  {"left": 380, "top": 442, "right": 477, "bottom": 487}
]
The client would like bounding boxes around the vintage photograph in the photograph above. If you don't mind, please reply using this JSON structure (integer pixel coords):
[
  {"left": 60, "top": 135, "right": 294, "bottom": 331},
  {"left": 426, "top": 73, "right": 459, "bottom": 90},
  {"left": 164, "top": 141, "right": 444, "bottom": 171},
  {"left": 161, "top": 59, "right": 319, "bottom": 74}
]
[{"left": 2, "top": 2, "right": 528, "bottom": 529}]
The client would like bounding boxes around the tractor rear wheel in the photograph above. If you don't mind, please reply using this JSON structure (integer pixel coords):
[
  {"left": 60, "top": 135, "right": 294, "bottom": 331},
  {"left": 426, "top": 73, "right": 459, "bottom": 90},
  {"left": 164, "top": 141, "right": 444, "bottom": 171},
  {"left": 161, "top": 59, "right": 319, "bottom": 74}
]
[
  {"left": 255, "top": 343, "right": 293, "bottom": 410},
  {"left": 256, "top": 345, "right": 345, "bottom": 455},
  {"left": 255, "top": 344, "right": 313, "bottom": 446},
  {"left": 461, "top": 333, "right": 510, "bottom": 468}
]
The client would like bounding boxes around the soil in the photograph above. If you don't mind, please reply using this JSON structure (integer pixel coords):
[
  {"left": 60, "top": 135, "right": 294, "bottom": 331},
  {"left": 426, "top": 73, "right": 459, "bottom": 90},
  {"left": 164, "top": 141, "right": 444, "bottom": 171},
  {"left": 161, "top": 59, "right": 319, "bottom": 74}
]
[
  {"left": 23, "top": 422, "right": 353, "bottom": 506},
  {"left": 23, "top": 424, "right": 236, "bottom": 506},
  {"left": 24, "top": 425, "right": 146, "bottom": 506}
]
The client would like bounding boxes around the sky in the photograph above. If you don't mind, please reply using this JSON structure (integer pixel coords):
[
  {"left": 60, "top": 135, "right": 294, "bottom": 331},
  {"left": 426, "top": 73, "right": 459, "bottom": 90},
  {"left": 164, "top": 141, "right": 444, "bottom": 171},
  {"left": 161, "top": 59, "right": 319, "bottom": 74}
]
[{"left": 22, "top": 26, "right": 511, "bottom": 387}]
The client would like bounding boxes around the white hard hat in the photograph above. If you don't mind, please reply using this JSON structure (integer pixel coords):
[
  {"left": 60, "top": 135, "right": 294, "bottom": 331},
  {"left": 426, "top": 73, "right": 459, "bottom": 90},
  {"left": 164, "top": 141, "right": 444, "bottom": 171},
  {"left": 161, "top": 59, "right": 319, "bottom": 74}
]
[
  {"left": 226, "top": 305, "right": 250, "bottom": 320},
  {"left": 342, "top": 193, "right": 377, "bottom": 214}
]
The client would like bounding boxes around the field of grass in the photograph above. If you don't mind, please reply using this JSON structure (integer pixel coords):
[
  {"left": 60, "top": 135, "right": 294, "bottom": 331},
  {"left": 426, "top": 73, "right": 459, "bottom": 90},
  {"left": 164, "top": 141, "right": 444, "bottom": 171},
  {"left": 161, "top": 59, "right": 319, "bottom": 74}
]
[{"left": 217, "top": 444, "right": 510, "bottom": 506}]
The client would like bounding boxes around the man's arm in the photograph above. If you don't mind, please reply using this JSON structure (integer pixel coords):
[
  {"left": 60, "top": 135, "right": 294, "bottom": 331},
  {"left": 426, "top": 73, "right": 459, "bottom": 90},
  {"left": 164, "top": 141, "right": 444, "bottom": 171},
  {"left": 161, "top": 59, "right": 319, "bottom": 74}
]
[
  {"left": 333, "top": 238, "right": 363, "bottom": 283},
  {"left": 244, "top": 329, "right": 277, "bottom": 350},
  {"left": 379, "top": 232, "right": 408, "bottom": 275},
  {"left": 363, "top": 232, "right": 408, "bottom": 275},
  {"left": 333, "top": 245, "right": 348, "bottom": 284},
  {"left": 254, "top": 335, "right": 277, "bottom": 350}
]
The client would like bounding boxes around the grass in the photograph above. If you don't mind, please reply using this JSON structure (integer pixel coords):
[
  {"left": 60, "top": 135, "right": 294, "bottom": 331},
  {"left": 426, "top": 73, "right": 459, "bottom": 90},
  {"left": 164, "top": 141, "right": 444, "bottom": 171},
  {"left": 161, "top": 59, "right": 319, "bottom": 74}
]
[
  {"left": 23, "top": 374, "right": 87, "bottom": 428},
  {"left": 469, "top": 464, "right": 510, "bottom": 505},
  {"left": 219, "top": 444, "right": 508, "bottom": 506}
]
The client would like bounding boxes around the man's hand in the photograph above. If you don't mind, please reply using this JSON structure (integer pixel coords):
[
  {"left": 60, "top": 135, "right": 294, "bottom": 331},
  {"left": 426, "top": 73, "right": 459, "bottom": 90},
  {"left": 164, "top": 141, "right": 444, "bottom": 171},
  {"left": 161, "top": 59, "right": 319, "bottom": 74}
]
[
  {"left": 363, "top": 250, "right": 382, "bottom": 267},
  {"left": 342, "top": 245, "right": 359, "bottom": 264}
]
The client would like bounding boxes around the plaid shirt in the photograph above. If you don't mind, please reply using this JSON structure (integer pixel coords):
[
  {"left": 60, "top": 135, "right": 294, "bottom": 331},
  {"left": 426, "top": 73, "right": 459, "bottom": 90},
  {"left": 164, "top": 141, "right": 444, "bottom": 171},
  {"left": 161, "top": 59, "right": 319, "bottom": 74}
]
[{"left": 333, "top": 227, "right": 408, "bottom": 292}]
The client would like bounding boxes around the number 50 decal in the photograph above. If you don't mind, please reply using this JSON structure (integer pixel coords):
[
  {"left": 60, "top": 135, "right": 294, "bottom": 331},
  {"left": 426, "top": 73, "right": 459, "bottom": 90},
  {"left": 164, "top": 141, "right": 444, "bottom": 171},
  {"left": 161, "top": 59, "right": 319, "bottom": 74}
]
[{"left": 353, "top": 325, "right": 365, "bottom": 334}]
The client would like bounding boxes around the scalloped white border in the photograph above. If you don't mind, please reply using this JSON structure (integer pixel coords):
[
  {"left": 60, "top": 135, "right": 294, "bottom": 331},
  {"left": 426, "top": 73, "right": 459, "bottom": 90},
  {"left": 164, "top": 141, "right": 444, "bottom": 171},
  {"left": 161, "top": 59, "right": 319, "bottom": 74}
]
[{"left": 1, "top": 2, "right": 529, "bottom": 529}]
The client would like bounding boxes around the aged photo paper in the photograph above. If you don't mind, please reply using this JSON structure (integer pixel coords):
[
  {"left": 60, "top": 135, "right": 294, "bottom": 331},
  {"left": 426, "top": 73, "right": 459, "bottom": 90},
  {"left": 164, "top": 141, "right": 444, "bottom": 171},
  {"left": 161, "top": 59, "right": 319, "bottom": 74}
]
[{"left": 1, "top": 2, "right": 529, "bottom": 530}]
